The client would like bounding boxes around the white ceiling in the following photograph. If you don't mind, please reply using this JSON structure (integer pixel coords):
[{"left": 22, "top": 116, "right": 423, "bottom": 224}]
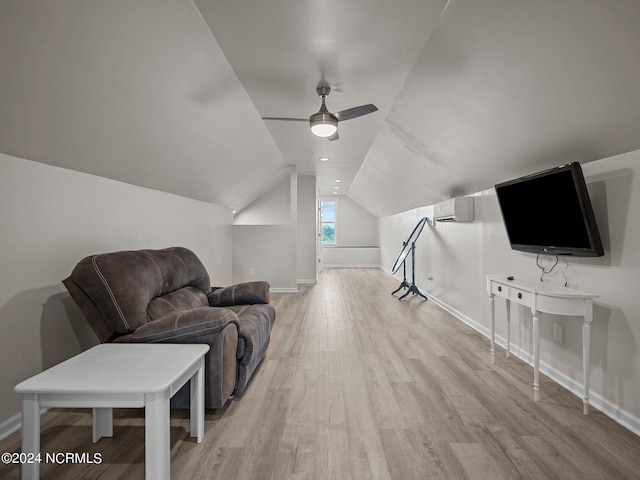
[{"left": 1, "top": 0, "right": 640, "bottom": 217}]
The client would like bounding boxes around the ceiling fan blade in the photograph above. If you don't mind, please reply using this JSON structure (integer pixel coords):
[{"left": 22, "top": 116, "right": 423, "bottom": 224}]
[
  {"left": 334, "top": 104, "right": 378, "bottom": 121},
  {"left": 262, "top": 117, "right": 308, "bottom": 122},
  {"left": 327, "top": 131, "right": 339, "bottom": 141}
]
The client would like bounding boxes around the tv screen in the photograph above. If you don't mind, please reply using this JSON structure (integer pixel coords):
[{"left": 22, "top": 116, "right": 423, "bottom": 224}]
[{"left": 495, "top": 162, "right": 604, "bottom": 257}]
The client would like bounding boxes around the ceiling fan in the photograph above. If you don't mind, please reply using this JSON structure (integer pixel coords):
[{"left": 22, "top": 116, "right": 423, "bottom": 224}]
[{"left": 262, "top": 84, "right": 378, "bottom": 141}]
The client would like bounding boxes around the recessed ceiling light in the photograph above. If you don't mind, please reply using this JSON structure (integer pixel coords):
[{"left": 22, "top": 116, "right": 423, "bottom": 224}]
[
  {"left": 333, "top": 186, "right": 339, "bottom": 189},
  {"left": 334, "top": 179, "right": 341, "bottom": 183},
  {"left": 319, "top": 157, "right": 329, "bottom": 162}
]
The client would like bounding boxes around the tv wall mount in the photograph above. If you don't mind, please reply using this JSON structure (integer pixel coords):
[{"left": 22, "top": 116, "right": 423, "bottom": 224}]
[{"left": 391, "top": 216, "right": 430, "bottom": 300}]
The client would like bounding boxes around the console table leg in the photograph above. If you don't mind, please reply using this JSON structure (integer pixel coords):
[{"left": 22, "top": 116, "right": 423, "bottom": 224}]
[
  {"left": 489, "top": 295, "right": 496, "bottom": 364},
  {"left": 505, "top": 300, "right": 511, "bottom": 358},
  {"left": 21, "top": 393, "right": 40, "bottom": 480},
  {"left": 533, "top": 311, "right": 540, "bottom": 401},
  {"left": 582, "top": 315, "right": 592, "bottom": 415}
]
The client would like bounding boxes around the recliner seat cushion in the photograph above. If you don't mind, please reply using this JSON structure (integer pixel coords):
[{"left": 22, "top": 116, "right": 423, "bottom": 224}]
[
  {"left": 114, "top": 307, "right": 239, "bottom": 343},
  {"left": 147, "top": 286, "right": 208, "bottom": 321}
]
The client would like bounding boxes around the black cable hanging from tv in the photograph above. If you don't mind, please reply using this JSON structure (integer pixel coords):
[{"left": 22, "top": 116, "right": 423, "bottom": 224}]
[{"left": 391, "top": 216, "right": 429, "bottom": 300}]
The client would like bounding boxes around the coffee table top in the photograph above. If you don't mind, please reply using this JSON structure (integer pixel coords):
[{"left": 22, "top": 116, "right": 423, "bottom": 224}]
[{"left": 15, "top": 344, "right": 209, "bottom": 395}]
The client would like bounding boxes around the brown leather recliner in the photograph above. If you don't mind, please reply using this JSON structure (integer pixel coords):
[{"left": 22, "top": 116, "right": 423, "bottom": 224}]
[{"left": 62, "top": 246, "right": 275, "bottom": 409}]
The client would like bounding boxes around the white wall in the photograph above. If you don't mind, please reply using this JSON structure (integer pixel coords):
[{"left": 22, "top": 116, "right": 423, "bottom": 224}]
[
  {"left": 322, "top": 247, "right": 381, "bottom": 268},
  {"left": 321, "top": 195, "right": 380, "bottom": 267},
  {"left": 232, "top": 172, "right": 317, "bottom": 288},
  {"left": 297, "top": 175, "right": 317, "bottom": 283},
  {"left": 232, "top": 225, "right": 297, "bottom": 290},
  {"left": 0, "top": 152, "right": 232, "bottom": 431},
  {"left": 231, "top": 167, "right": 301, "bottom": 290},
  {"left": 233, "top": 175, "right": 290, "bottom": 225},
  {"left": 331, "top": 195, "right": 379, "bottom": 245},
  {"left": 379, "top": 150, "right": 640, "bottom": 434}
]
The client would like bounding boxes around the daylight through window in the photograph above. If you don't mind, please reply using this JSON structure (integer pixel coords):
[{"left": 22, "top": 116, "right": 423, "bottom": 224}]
[{"left": 321, "top": 200, "right": 336, "bottom": 245}]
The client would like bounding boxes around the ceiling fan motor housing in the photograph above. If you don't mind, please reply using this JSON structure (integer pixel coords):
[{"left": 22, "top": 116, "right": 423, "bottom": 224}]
[
  {"left": 310, "top": 85, "right": 337, "bottom": 137},
  {"left": 310, "top": 111, "right": 338, "bottom": 137}
]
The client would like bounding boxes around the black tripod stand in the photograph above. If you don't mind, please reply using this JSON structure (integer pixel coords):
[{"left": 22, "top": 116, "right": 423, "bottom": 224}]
[
  {"left": 391, "top": 241, "right": 411, "bottom": 295},
  {"left": 391, "top": 240, "right": 428, "bottom": 300}
]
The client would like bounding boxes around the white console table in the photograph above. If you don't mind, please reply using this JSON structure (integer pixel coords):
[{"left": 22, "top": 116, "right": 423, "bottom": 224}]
[{"left": 486, "top": 275, "right": 598, "bottom": 415}]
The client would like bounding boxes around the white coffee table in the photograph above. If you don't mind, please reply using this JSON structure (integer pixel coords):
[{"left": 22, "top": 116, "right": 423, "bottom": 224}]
[{"left": 14, "top": 343, "right": 209, "bottom": 480}]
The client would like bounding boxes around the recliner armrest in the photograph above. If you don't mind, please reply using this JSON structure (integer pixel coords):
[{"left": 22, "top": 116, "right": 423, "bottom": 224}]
[
  {"left": 121, "top": 307, "right": 239, "bottom": 343},
  {"left": 208, "top": 281, "right": 270, "bottom": 307}
]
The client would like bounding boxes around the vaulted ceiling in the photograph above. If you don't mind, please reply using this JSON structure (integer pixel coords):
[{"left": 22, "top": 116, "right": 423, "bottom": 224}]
[{"left": 1, "top": 0, "right": 640, "bottom": 217}]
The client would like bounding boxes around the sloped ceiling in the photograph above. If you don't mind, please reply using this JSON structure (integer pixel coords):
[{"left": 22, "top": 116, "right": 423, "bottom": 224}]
[
  {"left": 350, "top": 0, "right": 640, "bottom": 216},
  {"left": 1, "top": 0, "right": 640, "bottom": 217},
  {"left": 0, "top": 0, "right": 286, "bottom": 212},
  {"left": 194, "top": 0, "right": 451, "bottom": 210}
]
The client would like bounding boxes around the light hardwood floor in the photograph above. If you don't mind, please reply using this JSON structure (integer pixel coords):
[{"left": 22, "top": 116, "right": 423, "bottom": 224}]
[{"left": 1, "top": 268, "right": 638, "bottom": 479}]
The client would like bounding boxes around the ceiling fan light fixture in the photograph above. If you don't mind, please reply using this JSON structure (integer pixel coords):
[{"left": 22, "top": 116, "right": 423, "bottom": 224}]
[
  {"left": 310, "top": 112, "right": 338, "bottom": 137},
  {"left": 262, "top": 84, "right": 376, "bottom": 141}
]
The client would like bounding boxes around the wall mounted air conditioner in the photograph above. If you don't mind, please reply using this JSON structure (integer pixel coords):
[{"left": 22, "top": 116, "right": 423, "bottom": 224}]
[{"left": 433, "top": 196, "right": 473, "bottom": 223}]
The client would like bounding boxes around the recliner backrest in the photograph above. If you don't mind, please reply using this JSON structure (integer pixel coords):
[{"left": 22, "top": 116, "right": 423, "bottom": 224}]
[{"left": 63, "top": 247, "right": 210, "bottom": 339}]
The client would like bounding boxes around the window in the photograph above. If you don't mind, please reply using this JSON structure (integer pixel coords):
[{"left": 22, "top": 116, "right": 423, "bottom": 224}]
[{"left": 321, "top": 200, "right": 337, "bottom": 245}]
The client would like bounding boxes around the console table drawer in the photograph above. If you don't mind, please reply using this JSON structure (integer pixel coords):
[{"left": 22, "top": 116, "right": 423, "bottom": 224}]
[
  {"left": 509, "top": 287, "right": 533, "bottom": 306},
  {"left": 490, "top": 282, "right": 509, "bottom": 298}
]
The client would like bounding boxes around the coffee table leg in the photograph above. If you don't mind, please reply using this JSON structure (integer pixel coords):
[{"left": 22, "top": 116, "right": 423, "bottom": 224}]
[
  {"left": 189, "top": 357, "right": 205, "bottom": 442},
  {"left": 92, "top": 408, "right": 113, "bottom": 443},
  {"left": 21, "top": 393, "right": 40, "bottom": 480},
  {"left": 145, "top": 391, "right": 170, "bottom": 480}
]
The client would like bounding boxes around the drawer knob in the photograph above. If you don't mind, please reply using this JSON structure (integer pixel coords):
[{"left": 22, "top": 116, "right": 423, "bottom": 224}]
[
  {"left": 497, "top": 286, "right": 502, "bottom": 292},
  {"left": 518, "top": 292, "right": 522, "bottom": 299}
]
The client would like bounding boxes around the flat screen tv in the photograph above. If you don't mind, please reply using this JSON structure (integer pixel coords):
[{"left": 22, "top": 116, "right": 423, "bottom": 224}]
[{"left": 495, "top": 162, "right": 604, "bottom": 257}]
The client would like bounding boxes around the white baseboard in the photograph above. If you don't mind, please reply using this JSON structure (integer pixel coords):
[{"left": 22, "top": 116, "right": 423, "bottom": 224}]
[
  {"left": 296, "top": 279, "right": 317, "bottom": 284},
  {"left": 322, "top": 263, "right": 381, "bottom": 268},
  {"left": 0, "top": 411, "right": 22, "bottom": 440},
  {"left": 384, "top": 268, "right": 640, "bottom": 436},
  {"left": 0, "top": 408, "right": 50, "bottom": 441},
  {"left": 269, "top": 287, "right": 299, "bottom": 293}
]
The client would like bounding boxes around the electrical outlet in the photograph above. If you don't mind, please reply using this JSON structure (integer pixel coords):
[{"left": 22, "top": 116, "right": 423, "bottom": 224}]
[
  {"left": 428, "top": 273, "right": 434, "bottom": 280},
  {"left": 553, "top": 323, "right": 563, "bottom": 343},
  {"left": 248, "top": 268, "right": 255, "bottom": 277}
]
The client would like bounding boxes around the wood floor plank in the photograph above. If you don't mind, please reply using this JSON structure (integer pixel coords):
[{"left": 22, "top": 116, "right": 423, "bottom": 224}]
[
  {"left": 1, "top": 268, "right": 638, "bottom": 479},
  {"left": 450, "top": 442, "right": 515, "bottom": 480}
]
